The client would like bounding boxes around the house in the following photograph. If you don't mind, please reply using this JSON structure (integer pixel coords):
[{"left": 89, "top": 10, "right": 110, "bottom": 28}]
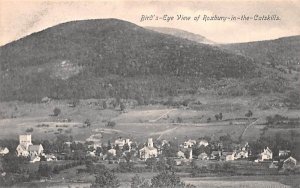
[
  {"left": 177, "top": 151, "right": 185, "bottom": 158},
  {"left": 108, "top": 148, "right": 116, "bottom": 156},
  {"left": 16, "top": 135, "right": 44, "bottom": 163},
  {"left": 174, "top": 159, "right": 182, "bottom": 166},
  {"left": 198, "top": 139, "right": 209, "bottom": 147},
  {"left": 0, "top": 147, "right": 9, "bottom": 156},
  {"left": 45, "top": 154, "right": 57, "bottom": 161},
  {"left": 41, "top": 96, "right": 51, "bottom": 103},
  {"left": 235, "top": 150, "right": 249, "bottom": 159},
  {"left": 258, "top": 147, "right": 273, "bottom": 162},
  {"left": 283, "top": 156, "right": 297, "bottom": 170},
  {"left": 139, "top": 138, "right": 158, "bottom": 160},
  {"left": 28, "top": 144, "right": 44, "bottom": 155},
  {"left": 183, "top": 139, "right": 196, "bottom": 148},
  {"left": 114, "top": 137, "right": 132, "bottom": 150},
  {"left": 279, "top": 150, "right": 291, "bottom": 158},
  {"left": 198, "top": 152, "right": 208, "bottom": 160},
  {"left": 210, "top": 151, "right": 221, "bottom": 160},
  {"left": 221, "top": 151, "right": 235, "bottom": 161},
  {"left": 28, "top": 144, "right": 44, "bottom": 163},
  {"left": 161, "top": 140, "right": 169, "bottom": 147}
]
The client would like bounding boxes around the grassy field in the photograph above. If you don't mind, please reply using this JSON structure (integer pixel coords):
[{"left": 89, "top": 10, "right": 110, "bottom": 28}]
[
  {"left": 0, "top": 96, "right": 299, "bottom": 144},
  {"left": 182, "top": 175, "right": 300, "bottom": 188}
]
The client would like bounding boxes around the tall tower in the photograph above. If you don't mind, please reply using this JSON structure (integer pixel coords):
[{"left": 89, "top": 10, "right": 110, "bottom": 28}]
[
  {"left": 148, "top": 138, "right": 153, "bottom": 148},
  {"left": 19, "top": 135, "right": 32, "bottom": 149}
]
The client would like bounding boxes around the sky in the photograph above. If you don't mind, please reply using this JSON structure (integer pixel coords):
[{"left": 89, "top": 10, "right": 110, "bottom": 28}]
[{"left": 0, "top": 0, "right": 300, "bottom": 46}]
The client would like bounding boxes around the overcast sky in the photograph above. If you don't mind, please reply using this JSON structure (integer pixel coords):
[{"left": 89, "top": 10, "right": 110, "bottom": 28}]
[{"left": 1, "top": 0, "right": 300, "bottom": 46}]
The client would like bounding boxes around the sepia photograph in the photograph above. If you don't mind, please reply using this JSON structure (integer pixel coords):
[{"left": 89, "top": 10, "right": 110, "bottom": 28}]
[{"left": 0, "top": 0, "right": 299, "bottom": 187}]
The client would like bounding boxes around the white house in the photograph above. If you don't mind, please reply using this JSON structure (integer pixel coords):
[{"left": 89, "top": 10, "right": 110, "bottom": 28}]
[
  {"left": 279, "top": 150, "right": 291, "bottom": 158},
  {"left": 183, "top": 139, "right": 196, "bottom": 148},
  {"left": 139, "top": 138, "right": 158, "bottom": 160},
  {"left": 283, "top": 156, "right": 297, "bottom": 170},
  {"left": 256, "top": 147, "right": 273, "bottom": 162},
  {"left": 198, "top": 139, "right": 209, "bottom": 147},
  {"left": 177, "top": 151, "right": 185, "bottom": 159},
  {"left": 198, "top": 152, "right": 208, "bottom": 160},
  {"left": 235, "top": 150, "right": 249, "bottom": 159},
  {"left": 108, "top": 148, "right": 116, "bottom": 156},
  {"left": 45, "top": 154, "right": 57, "bottom": 161},
  {"left": 221, "top": 151, "right": 235, "bottom": 161},
  {"left": 114, "top": 137, "right": 132, "bottom": 150},
  {"left": 0, "top": 147, "right": 9, "bottom": 156}
]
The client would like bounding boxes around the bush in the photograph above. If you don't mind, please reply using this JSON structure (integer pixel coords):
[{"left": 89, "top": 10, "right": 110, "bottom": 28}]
[
  {"left": 53, "top": 107, "right": 61, "bottom": 116},
  {"left": 26, "top": 128, "right": 34, "bottom": 132},
  {"left": 106, "top": 121, "right": 116, "bottom": 128}
]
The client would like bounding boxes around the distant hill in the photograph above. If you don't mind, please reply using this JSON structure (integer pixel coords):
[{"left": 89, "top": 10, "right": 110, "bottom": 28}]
[
  {"left": 221, "top": 36, "right": 300, "bottom": 67},
  {"left": 0, "top": 19, "right": 286, "bottom": 102},
  {"left": 146, "top": 26, "right": 215, "bottom": 45}
]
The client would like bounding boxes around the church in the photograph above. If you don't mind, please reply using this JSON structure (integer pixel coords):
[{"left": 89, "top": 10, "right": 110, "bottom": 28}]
[
  {"left": 139, "top": 138, "right": 158, "bottom": 160},
  {"left": 16, "top": 134, "right": 44, "bottom": 163}
]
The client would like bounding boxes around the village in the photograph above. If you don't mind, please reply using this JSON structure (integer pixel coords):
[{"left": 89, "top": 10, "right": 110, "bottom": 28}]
[{"left": 0, "top": 132, "right": 297, "bottom": 179}]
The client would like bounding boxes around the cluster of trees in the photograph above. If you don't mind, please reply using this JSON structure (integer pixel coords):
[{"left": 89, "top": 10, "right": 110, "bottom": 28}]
[
  {"left": 283, "top": 90, "right": 300, "bottom": 108},
  {"left": 265, "top": 114, "right": 300, "bottom": 127},
  {"left": 86, "top": 159, "right": 192, "bottom": 188},
  {"left": 192, "top": 145, "right": 212, "bottom": 157},
  {"left": 38, "top": 160, "right": 84, "bottom": 178},
  {"left": 266, "top": 114, "right": 288, "bottom": 125},
  {"left": 191, "top": 161, "right": 237, "bottom": 176},
  {"left": 131, "top": 171, "right": 195, "bottom": 188},
  {"left": 145, "top": 157, "right": 177, "bottom": 172},
  {"left": 215, "top": 113, "right": 223, "bottom": 121}
]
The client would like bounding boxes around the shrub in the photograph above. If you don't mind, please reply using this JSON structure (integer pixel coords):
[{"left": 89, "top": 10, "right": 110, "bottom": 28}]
[
  {"left": 106, "top": 121, "right": 116, "bottom": 128},
  {"left": 25, "top": 128, "right": 34, "bottom": 132},
  {"left": 53, "top": 107, "right": 61, "bottom": 116}
]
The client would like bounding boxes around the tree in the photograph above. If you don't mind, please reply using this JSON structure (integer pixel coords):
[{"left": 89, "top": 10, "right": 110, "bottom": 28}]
[
  {"left": 124, "top": 151, "right": 133, "bottom": 163},
  {"left": 145, "top": 158, "right": 157, "bottom": 170},
  {"left": 26, "top": 128, "right": 34, "bottom": 132},
  {"left": 106, "top": 121, "right": 116, "bottom": 128},
  {"left": 219, "top": 113, "right": 223, "bottom": 120},
  {"left": 131, "top": 174, "right": 150, "bottom": 188},
  {"left": 84, "top": 119, "right": 91, "bottom": 128},
  {"left": 95, "top": 147, "right": 103, "bottom": 156},
  {"left": 2, "top": 154, "right": 27, "bottom": 173},
  {"left": 123, "top": 143, "right": 130, "bottom": 151},
  {"left": 53, "top": 107, "right": 61, "bottom": 116},
  {"left": 207, "top": 117, "right": 211, "bottom": 123},
  {"left": 120, "top": 102, "right": 126, "bottom": 111},
  {"left": 151, "top": 171, "right": 185, "bottom": 188},
  {"left": 245, "top": 110, "right": 253, "bottom": 117},
  {"left": 102, "top": 101, "right": 107, "bottom": 109},
  {"left": 54, "top": 134, "right": 69, "bottom": 153},
  {"left": 284, "top": 90, "right": 300, "bottom": 108},
  {"left": 91, "top": 168, "right": 120, "bottom": 188},
  {"left": 38, "top": 164, "right": 52, "bottom": 177},
  {"left": 162, "top": 142, "right": 178, "bottom": 157},
  {"left": 176, "top": 117, "right": 183, "bottom": 123},
  {"left": 215, "top": 114, "right": 219, "bottom": 121}
]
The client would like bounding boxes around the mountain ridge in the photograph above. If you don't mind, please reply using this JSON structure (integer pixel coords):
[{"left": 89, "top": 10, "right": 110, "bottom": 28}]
[
  {"left": 146, "top": 26, "right": 215, "bottom": 45},
  {"left": 0, "top": 19, "right": 287, "bottom": 102}
]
